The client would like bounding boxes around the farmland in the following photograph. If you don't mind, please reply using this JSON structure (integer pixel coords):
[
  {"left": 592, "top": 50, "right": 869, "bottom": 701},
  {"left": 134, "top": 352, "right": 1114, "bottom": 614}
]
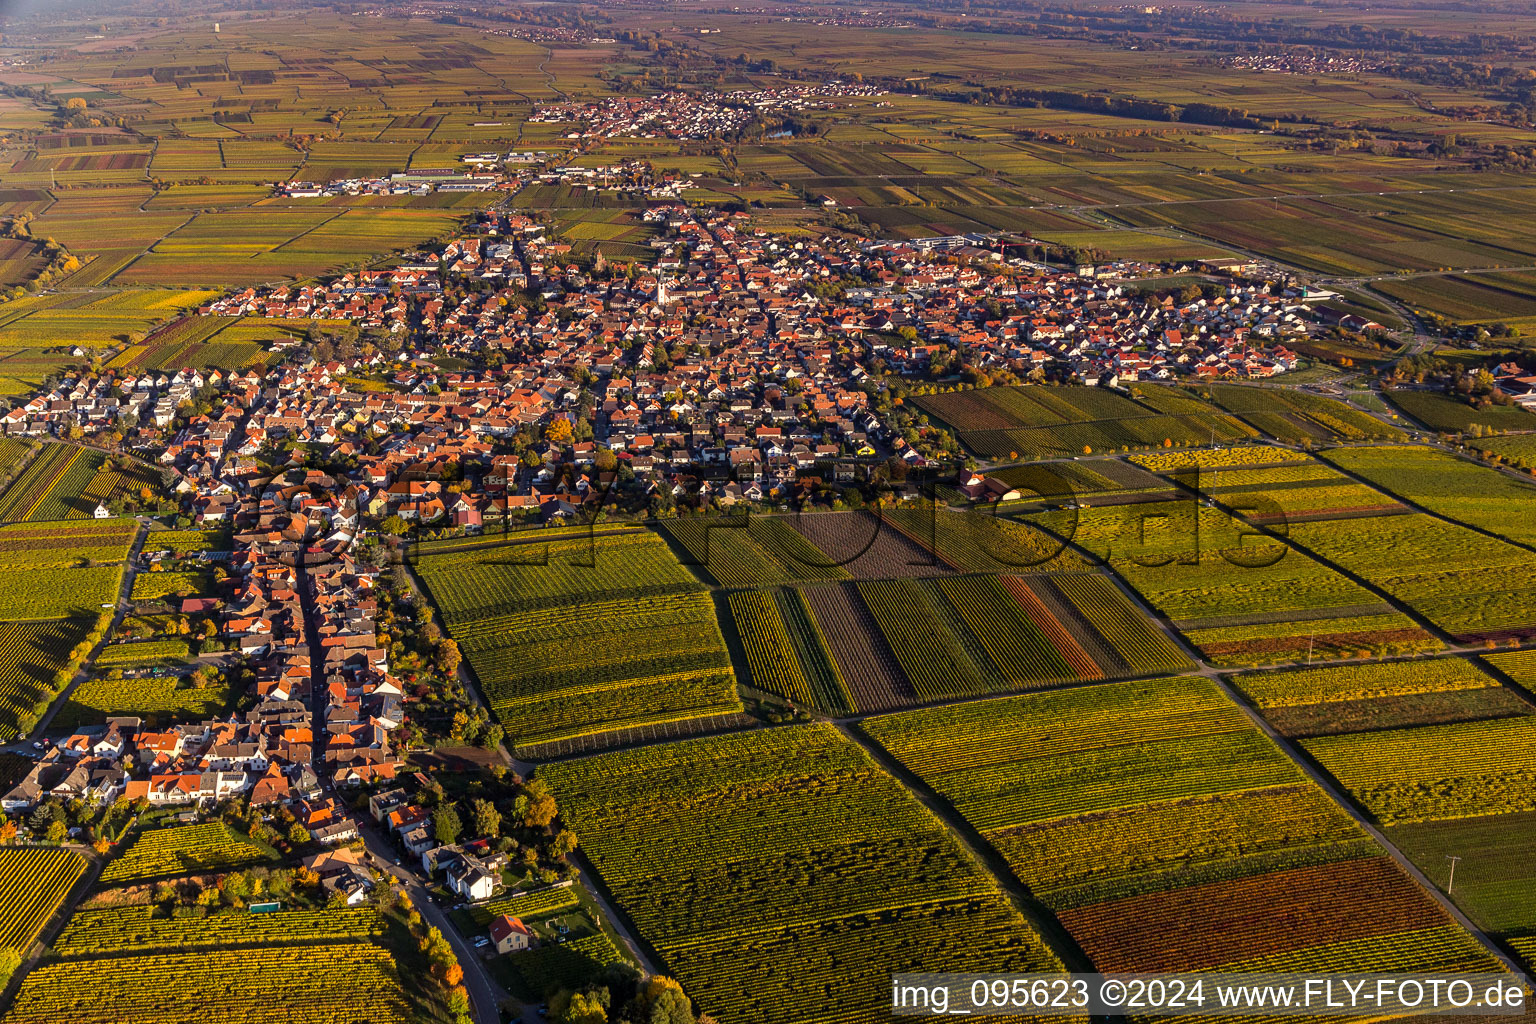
[
  {"left": 913, "top": 384, "right": 1258, "bottom": 460},
  {"left": 1, "top": 946, "right": 415, "bottom": 1024},
  {"left": 541, "top": 725, "right": 1062, "bottom": 1024},
  {"left": 54, "top": 906, "right": 384, "bottom": 956},
  {"left": 414, "top": 532, "right": 743, "bottom": 753},
  {"left": 53, "top": 671, "right": 229, "bottom": 731},
  {"left": 1232, "top": 658, "right": 1531, "bottom": 737},
  {"left": 1288, "top": 514, "right": 1536, "bottom": 641},
  {"left": 1321, "top": 445, "right": 1536, "bottom": 547},
  {"left": 861, "top": 677, "right": 1493, "bottom": 973},
  {"left": 99, "top": 823, "right": 278, "bottom": 883},
  {"left": 1388, "top": 813, "right": 1536, "bottom": 939},
  {"left": 1032, "top": 500, "right": 1440, "bottom": 665},
  {"left": 1303, "top": 716, "right": 1536, "bottom": 824},
  {"left": 1383, "top": 390, "right": 1536, "bottom": 435},
  {"left": 0, "top": 849, "right": 86, "bottom": 953}
]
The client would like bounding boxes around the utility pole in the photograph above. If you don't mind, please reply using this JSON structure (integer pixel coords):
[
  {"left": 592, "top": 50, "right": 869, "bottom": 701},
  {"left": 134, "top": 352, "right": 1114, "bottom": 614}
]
[{"left": 1446, "top": 855, "right": 1461, "bottom": 895}]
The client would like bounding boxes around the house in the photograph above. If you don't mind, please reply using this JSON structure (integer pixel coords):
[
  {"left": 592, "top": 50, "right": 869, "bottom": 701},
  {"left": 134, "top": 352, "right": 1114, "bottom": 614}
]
[
  {"left": 93, "top": 502, "right": 113, "bottom": 519},
  {"left": 446, "top": 852, "right": 500, "bottom": 902},
  {"left": 489, "top": 914, "right": 534, "bottom": 954}
]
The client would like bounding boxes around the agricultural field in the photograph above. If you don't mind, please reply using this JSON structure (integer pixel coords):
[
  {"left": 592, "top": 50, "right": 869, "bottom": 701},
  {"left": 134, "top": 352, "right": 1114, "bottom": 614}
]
[
  {"left": 1031, "top": 500, "right": 1440, "bottom": 665},
  {"left": 130, "top": 570, "right": 214, "bottom": 603},
  {"left": 141, "top": 529, "right": 230, "bottom": 555},
  {"left": 1383, "top": 389, "right": 1536, "bottom": 435},
  {"left": 53, "top": 905, "right": 384, "bottom": 955},
  {"left": 542, "top": 725, "right": 1063, "bottom": 1024},
  {"left": 53, "top": 670, "right": 228, "bottom": 731},
  {"left": 774, "top": 568, "right": 1187, "bottom": 713},
  {"left": 861, "top": 677, "right": 1494, "bottom": 974},
  {"left": 725, "top": 588, "right": 851, "bottom": 714},
  {"left": 1, "top": 945, "right": 415, "bottom": 1024},
  {"left": 0, "top": 617, "right": 95, "bottom": 740},
  {"left": 1322, "top": 445, "right": 1536, "bottom": 547},
  {"left": 1201, "top": 385, "right": 1402, "bottom": 444},
  {"left": 0, "top": 848, "right": 86, "bottom": 953},
  {"left": 659, "top": 515, "right": 850, "bottom": 587},
  {"left": 913, "top": 384, "right": 1257, "bottom": 460},
  {"left": 1303, "top": 716, "right": 1536, "bottom": 823},
  {"left": 1288, "top": 514, "right": 1536, "bottom": 642},
  {"left": 414, "top": 532, "right": 743, "bottom": 754},
  {"left": 99, "top": 823, "right": 278, "bottom": 884},
  {"left": 1388, "top": 813, "right": 1536, "bottom": 940},
  {"left": 1480, "top": 434, "right": 1536, "bottom": 473},
  {"left": 1163, "top": 456, "right": 1407, "bottom": 523},
  {"left": 1231, "top": 658, "right": 1531, "bottom": 738}
]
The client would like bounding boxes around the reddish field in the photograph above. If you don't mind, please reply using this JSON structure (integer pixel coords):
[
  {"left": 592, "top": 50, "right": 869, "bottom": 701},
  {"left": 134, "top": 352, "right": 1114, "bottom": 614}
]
[
  {"left": 790, "top": 511, "right": 954, "bottom": 580},
  {"left": 802, "top": 582, "right": 912, "bottom": 712},
  {"left": 1201, "top": 627, "right": 1434, "bottom": 660},
  {"left": 1000, "top": 575, "right": 1103, "bottom": 680},
  {"left": 1059, "top": 857, "right": 1447, "bottom": 971}
]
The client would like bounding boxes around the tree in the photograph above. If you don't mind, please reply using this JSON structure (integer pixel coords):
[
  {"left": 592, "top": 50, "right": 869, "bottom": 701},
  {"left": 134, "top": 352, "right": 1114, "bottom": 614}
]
[
  {"left": 436, "top": 638, "right": 461, "bottom": 677},
  {"left": 287, "top": 823, "right": 310, "bottom": 845},
  {"left": 434, "top": 804, "right": 462, "bottom": 846},
  {"left": 480, "top": 722, "right": 504, "bottom": 752},
  {"left": 380, "top": 515, "right": 409, "bottom": 536},
  {"left": 65, "top": 97, "right": 87, "bottom": 113},
  {"left": 45, "top": 820, "right": 66, "bottom": 844},
  {"left": 472, "top": 798, "right": 501, "bottom": 839},
  {"left": 551, "top": 829, "right": 578, "bottom": 858},
  {"left": 522, "top": 779, "right": 558, "bottom": 828},
  {"left": 637, "top": 977, "right": 695, "bottom": 1024},
  {"left": 559, "top": 992, "right": 608, "bottom": 1024},
  {"left": 546, "top": 417, "right": 573, "bottom": 444}
]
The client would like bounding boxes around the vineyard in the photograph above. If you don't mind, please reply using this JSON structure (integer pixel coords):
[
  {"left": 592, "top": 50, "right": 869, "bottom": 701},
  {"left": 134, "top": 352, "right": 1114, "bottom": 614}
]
[
  {"left": 0, "top": 617, "right": 94, "bottom": 740},
  {"left": 1204, "top": 384, "right": 1402, "bottom": 444},
  {"left": 497, "top": 932, "right": 628, "bottom": 997},
  {"left": 0, "top": 848, "right": 86, "bottom": 952},
  {"left": 457, "top": 883, "right": 579, "bottom": 929},
  {"left": 726, "top": 589, "right": 850, "bottom": 713},
  {"left": 1289, "top": 514, "right": 1536, "bottom": 641},
  {"left": 1, "top": 945, "right": 415, "bottom": 1024},
  {"left": 1323, "top": 445, "right": 1536, "bottom": 547},
  {"left": 1045, "top": 501, "right": 1439, "bottom": 666},
  {"left": 54, "top": 905, "right": 384, "bottom": 955},
  {"left": 860, "top": 677, "right": 1484, "bottom": 973},
  {"left": 0, "top": 520, "right": 136, "bottom": 568},
  {"left": 130, "top": 570, "right": 214, "bottom": 603},
  {"left": 93, "top": 639, "right": 193, "bottom": 667},
  {"left": 416, "top": 532, "right": 742, "bottom": 753},
  {"left": 660, "top": 516, "right": 850, "bottom": 586},
  {"left": 0, "top": 564, "right": 124, "bottom": 620},
  {"left": 100, "top": 822, "right": 278, "bottom": 882},
  {"left": 1232, "top": 659, "right": 1503, "bottom": 707},
  {"left": 541, "top": 725, "right": 1062, "bottom": 1024},
  {"left": 1192, "top": 460, "right": 1405, "bottom": 521},
  {"left": 913, "top": 384, "right": 1259, "bottom": 460},
  {"left": 1388, "top": 812, "right": 1536, "bottom": 938},
  {"left": 1303, "top": 716, "right": 1536, "bottom": 823},
  {"left": 142, "top": 529, "right": 228, "bottom": 554},
  {"left": 1231, "top": 658, "right": 1531, "bottom": 737},
  {"left": 1130, "top": 445, "right": 1310, "bottom": 472},
  {"left": 0, "top": 443, "right": 80, "bottom": 522},
  {"left": 54, "top": 671, "right": 230, "bottom": 730}
]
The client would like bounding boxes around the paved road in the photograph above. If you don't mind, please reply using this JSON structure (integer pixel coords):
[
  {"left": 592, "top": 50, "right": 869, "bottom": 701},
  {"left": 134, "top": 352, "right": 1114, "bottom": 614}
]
[
  {"left": 358, "top": 819, "right": 509, "bottom": 1024},
  {"left": 29, "top": 519, "right": 149, "bottom": 740}
]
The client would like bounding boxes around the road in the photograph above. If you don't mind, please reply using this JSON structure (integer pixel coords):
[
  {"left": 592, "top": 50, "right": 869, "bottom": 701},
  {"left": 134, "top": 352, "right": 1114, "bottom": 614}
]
[
  {"left": 28, "top": 519, "right": 149, "bottom": 740},
  {"left": 357, "top": 820, "right": 509, "bottom": 1024}
]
